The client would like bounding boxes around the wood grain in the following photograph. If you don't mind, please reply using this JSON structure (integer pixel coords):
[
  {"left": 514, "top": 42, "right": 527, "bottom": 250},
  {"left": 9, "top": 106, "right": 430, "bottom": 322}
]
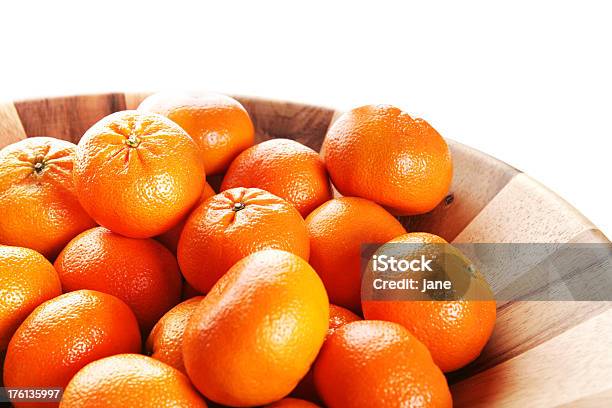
[
  {"left": 449, "top": 301, "right": 612, "bottom": 383},
  {"left": 558, "top": 388, "right": 612, "bottom": 407},
  {"left": 14, "top": 93, "right": 126, "bottom": 143},
  {"left": 233, "top": 96, "right": 335, "bottom": 151},
  {"left": 451, "top": 307, "right": 612, "bottom": 407},
  {"left": 0, "top": 102, "right": 27, "bottom": 148},
  {"left": 403, "top": 140, "right": 519, "bottom": 241},
  {"left": 569, "top": 228, "right": 611, "bottom": 244},
  {"left": 453, "top": 173, "right": 595, "bottom": 244},
  {"left": 448, "top": 172, "right": 610, "bottom": 390}
]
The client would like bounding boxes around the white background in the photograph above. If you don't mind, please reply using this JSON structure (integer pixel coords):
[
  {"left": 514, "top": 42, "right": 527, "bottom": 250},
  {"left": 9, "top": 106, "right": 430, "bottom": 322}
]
[{"left": 1, "top": 1, "right": 611, "bottom": 237}]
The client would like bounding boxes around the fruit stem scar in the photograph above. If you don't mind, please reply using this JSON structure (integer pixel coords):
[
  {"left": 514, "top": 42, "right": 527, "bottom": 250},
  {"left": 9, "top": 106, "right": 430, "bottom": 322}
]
[
  {"left": 467, "top": 264, "right": 476, "bottom": 275},
  {"left": 125, "top": 135, "right": 141, "bottom": 148},
  {"left": 33, "top": 161, "right": 45, "bottom": 174},
  {"left": 232, "top": 202, "right": 246, "bottom": 212}
]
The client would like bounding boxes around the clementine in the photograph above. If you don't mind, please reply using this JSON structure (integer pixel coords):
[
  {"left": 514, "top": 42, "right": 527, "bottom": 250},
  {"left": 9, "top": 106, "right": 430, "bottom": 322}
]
[
  {"left": 59, "top": 354, "right": 207, "bottom": 408},
  {"left": 221, "top": 138, "right": 331, "bottom": 216},
  {"left": 0, "top": 245, "right": 61, "bottom": 350},
  {"left": 183, "top": 249, "right": 329, "bottom": 407},
  {"left": 178, "top": 187, "right": 310, "bottom": 294},
  {"left": 327, "top": 304, "right": 362, "bottom": 337},
  {"left": 3, "top": 290, "right": 141, "bottom": 406},
  {"left": 313, "top": 320, "right": 452, "bottom": 408},
  {"left": 0, "top": 137, "right": 95, "bottom": 259},
  {"left": 54, "top": 226, "right": 182, "bottom": 333},
  {"left": 138, "top": 92, "right": 254, "bottom": 174},
  {"left": 323, "top": 105, "right": 452, "bottom": 215},
  {"left": 73, "top": 110, "right": 205, "bottom": 238},
  {"left": 146, "top": 296, "right": 204, "bottom": 374},
  {"left": 305, "top": 197, "right": 406, "bottom": 312},
  {"left": 362, "top": 232, "right": 497, "bottom": 372}
]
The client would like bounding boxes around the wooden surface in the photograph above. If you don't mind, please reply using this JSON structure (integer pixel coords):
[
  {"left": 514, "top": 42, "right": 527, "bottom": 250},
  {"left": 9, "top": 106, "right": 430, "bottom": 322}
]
[
  {"left": 13, "top": 94, "right": 126, "bottom": 144},
  {"left": 1, "top": 93, "right": 611, "bottom": 407},
  {"left": 453, "top": 173, "right": 595, "bottom": 244},
  {"left": 0, "top": 102, "right": 27, "bottom": 148},
  {"left": 234, "top": 96, "right": 335, "bottom": 151},
  {"left": 451, "top": 307, "right": 612, "bottom": 407}
]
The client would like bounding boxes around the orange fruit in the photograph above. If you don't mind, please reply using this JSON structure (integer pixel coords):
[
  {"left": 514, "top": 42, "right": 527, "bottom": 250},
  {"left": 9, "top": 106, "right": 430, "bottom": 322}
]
[
  {"left": 146, "top": 296, "right": 204, "bottom": 374},
  {"left": 59, "top": 354, "right": 207, "bottom": 408},
  {"left": 183, "top": 249, "right": 329, "bottom": 407},
  {"left": 157, "top": 182, "right": 216, "bottom": 253},
  {"left": 265, "top": 398, "right": 321, "bottom": 407},
  {"left": 291, "top": 304, "right": 361, "bottom": 403},
  {"left": 305, "top": 197, "right": 406, "bottom": 312},
  {"left": 0, "top": 137, "right": 95, "bottom": 259},
  {"left": 313, "top": 320, "right": 452, "bottom": 408},
  {"left": 0, "top": 245, "right": 61, "bottom": 350},
  {"left": 323, "top": 105, "right": 452, "bottom": 215},
  {"left": 3, "top": 290, "right": 141, "bottom": 404},
  {"left": 138, "top": 92, "right": 254, "bottom": 175},
  {"left": 73, "top": 110, "right": 205, "bottom": 238},
  {"left": 327, "top": 304, "right": 362, "bottom": 337},
  {"left": 178, "top": 187, "right": 310, "bottom": 294},
  {"left": 362, "top": 232, "right": 497, "bottom": 372},
  {"left": 221, "top": 138, "right": 332, "bottom": 216},
  {"left": 54, "top": 226, "right": 182, "bottom": 333}
]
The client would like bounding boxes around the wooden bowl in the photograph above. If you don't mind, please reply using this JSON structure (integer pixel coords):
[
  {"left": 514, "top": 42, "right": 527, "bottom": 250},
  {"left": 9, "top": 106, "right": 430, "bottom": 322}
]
[{"left": 1, "top": 93, "right": 610, "bottom": 407}]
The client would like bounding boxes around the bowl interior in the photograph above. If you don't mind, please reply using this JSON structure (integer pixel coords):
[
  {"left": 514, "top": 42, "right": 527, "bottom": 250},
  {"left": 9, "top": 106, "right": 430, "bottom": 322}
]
[{"left": 1, "top": 93, "right": 610, "bottom": 407}]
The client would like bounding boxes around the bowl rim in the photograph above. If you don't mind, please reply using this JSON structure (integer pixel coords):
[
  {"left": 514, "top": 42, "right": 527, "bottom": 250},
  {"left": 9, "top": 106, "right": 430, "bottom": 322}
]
[{"left": 3, "top": 91, "right": 609, "bottom": 244}]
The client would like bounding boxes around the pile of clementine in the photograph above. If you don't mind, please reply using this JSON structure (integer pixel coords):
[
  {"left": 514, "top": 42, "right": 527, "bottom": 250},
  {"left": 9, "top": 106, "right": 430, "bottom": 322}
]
[{"left": 0, "top": 92, "right": 496, "bottom": 408}]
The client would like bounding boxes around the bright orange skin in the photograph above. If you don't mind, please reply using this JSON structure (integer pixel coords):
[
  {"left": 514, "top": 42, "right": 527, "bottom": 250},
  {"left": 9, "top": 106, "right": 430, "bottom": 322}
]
[
  {"left": 0, "top": 245, "right": 61, "bottom": 350},
  {"left": 59, "top": 354, "right": 207, "bottom": 408},
  {"left": 3, "top": 290, "right": 141, "bottom": 408},
  {"left": 221, "top": 138, "right": 332, "bottom": 216},
  {"left": 138, "top": 92, "right": 255, "bottom": 175},
  {"left": 178, "top": 187, "right": 310, "bottom": 294},
  {"left": 265, "top": 398, "right": 321, "bottom": 408},
  {"left": 54, "top": 227, "right": 182, "bottom": 333},
  {"left": 291, "top": 304, "right": 361, "bottom": 403},
  {"left": 327, "top": 304, "right": 362, "bottom": 337},
  {"left": 362, "top": 232, "right": 497, "bottom": 372},
  {"left": 183, "top": 250, "right": 329, "bottom": 407},
  {"left": 74, "top": 110, "right": 206, "bottom": 238},
  {"left": 0, "top": 137, "right": 96, "bottom": 259},
  {"left": 305, "top": 197, "right": 406, "bottom": 312},
  {"left": 323, "top": 105, "right": 453, "bottom": 215},
  {"left": 314, "top": 320, "right": 452, "bottom": 408},
  {"left": 146, "top": 296, "right": 204, "bottom": 374},
  {"left": 156, "top": 182, "right": 216, "bottom": 253}
]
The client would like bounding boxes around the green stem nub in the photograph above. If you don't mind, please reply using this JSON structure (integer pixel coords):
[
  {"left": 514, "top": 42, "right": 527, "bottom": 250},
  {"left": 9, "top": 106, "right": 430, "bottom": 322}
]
[
  {"left": 125, "top": 135, "right": 141, "bottom": 148},
  {"left": 232, "top": 202, "right": 246, "bottom": 212}
]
